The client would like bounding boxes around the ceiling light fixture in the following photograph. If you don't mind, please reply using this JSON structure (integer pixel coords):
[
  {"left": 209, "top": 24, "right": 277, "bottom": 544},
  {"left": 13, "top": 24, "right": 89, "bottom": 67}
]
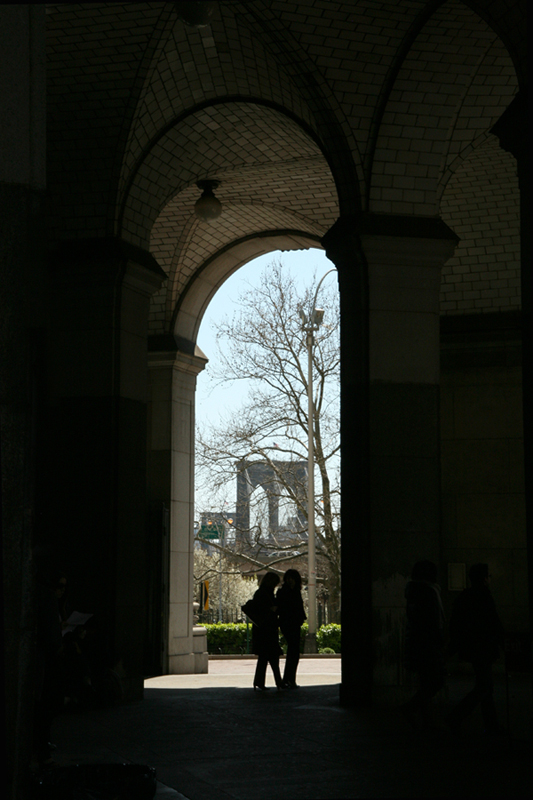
[
  {"left": 194, "top": 180, "right": 222, "bottom": 222},
  {"left": 174, "top": 1, "right": 216, "bottom": 29}
]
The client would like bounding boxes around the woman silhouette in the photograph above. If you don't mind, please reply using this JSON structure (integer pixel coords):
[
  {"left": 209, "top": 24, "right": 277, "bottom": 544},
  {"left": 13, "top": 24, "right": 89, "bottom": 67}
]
[
  {"left": 276, "top": 569, "right": 306, "bottom": 688},
  {"left": 250, "top": 572, "right": 283, "bottom": 691}
]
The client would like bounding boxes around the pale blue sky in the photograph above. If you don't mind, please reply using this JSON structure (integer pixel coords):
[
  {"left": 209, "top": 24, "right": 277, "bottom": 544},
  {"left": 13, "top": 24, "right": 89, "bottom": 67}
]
[
  {"left": 195, "top": 247, "right": 335, "bottom": 422},
  {"left": 194, "top": 246, "right": 338, "bottom": 517}
]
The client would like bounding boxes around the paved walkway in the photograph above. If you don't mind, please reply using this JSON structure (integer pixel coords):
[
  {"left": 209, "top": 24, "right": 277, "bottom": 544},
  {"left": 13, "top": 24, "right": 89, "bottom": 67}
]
[
  {"left": 146, "top": 655, "right": 342, "bottom": 691},
  {"left": 46, "top": 657, "right": 531, "bottom": 799}
]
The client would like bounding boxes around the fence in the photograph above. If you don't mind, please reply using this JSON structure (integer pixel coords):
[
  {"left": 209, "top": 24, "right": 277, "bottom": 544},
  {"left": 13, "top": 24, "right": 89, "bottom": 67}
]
[
  {"left": 196, "top": 609, "right": 246, "bottom": 625},
  {"left": 197, "top": 605, "right": 340, "bottom": 627}
]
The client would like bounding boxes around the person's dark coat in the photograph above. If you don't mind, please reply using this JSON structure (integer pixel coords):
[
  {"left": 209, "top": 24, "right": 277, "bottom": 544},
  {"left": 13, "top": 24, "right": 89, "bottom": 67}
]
[
  {"left": 33, "top": 578, "right": 65, "bottom": 762},
  {"left": 449, "top": 584, "right": 504, "bottom": 663},
  {"left": 404, "top": 579, "right": 444, "bottom": 672},
  {"left": 36, "top": 580, "right": 64, "bottom": 661},
  {"left": 249, "top": 585, "right": 282, "bottom": 658},
  {"left": 276, "top": 582, "right": 306, "bottom": 638}
]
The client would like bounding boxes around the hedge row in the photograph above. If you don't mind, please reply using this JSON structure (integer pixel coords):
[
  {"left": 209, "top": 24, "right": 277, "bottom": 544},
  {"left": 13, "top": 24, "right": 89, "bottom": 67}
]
[{"left": 202, "top": 622, "right": 341, "bottom": 654}]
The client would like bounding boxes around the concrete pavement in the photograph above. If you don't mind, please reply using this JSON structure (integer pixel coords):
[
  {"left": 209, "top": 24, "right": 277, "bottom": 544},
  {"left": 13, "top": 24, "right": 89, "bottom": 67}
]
[
  {"left": 146, "top": 655, "right": 342, "bottom": 691},
  {"left": 44, "top": 657, "right": 531, "bottom": 799}
]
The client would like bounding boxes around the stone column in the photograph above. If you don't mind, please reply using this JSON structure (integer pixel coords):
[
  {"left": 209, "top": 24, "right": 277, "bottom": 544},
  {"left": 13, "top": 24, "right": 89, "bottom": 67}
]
[
  {"left": 148, "top": 338, "right": 208, "bottom": 673},
  {"left": 323, "top": 214, "right": 458, "bottom": 706},
  {"left": 46, "top": 238, "right": 166, "bottom": 700},
  {"left": 491, "top": 92, "right": 532, "bottom": 722},
  {"left": 0, "top": 6, "right": 46, "bottom": 797}
]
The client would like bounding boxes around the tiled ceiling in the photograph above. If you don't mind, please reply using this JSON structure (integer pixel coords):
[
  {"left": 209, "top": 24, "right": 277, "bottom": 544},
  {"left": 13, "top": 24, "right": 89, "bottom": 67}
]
[{"left": 45, "top": 1, "right": 525, "bottom": 330}]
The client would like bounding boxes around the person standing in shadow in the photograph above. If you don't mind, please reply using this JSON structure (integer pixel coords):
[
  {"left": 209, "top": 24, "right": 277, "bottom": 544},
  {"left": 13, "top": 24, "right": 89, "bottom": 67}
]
[
  {"left": 401, "top": 560, "right": 446, "bottom": 729},
  {"left": 249, "top": 572, "right": 283, "bottom": 691},
  {"left": 446, "top": 563, "right": 505, "bottom": 735},
  {"left": 33, "top": 560, "right": 66, "bottom": 766},
  {"left": 276, "top": 569, "right": 306, "bottom": 689}
]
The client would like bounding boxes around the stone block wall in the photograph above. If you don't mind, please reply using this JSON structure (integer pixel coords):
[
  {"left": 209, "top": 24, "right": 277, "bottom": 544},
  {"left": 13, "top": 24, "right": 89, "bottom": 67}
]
[{"left": 439, "top": 313, "right": 527, "bottom": 633}]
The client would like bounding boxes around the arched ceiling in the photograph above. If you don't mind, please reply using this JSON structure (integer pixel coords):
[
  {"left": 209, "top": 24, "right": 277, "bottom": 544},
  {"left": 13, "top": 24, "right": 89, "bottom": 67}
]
[
  {"left": 439, "top": 136, "right": 520, "bottom": 315},
  {"left": 145, "top": 102, "right": 335, "bottom": 337},
  {"left": 46, "top": 1, "right": 524, "bottom": 244},
  {"left": 122, "top": 101, "right": 336, "bottom": 249},
  {"left": 370, "top": 3, "right": 518, "bottom": 215},
  {"left": 166, "top": 232, "right": 324, "bottom": 345},
  {"left": 44, "top": 1, "right": 525, "bottom": 331},
  {"left": 117, "top": 3, "right": 317, "bottom": 208}
]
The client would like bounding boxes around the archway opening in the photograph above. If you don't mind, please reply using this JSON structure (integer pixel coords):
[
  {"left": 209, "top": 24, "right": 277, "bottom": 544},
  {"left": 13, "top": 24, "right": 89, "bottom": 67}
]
[
  {"left": 193, "top": 246, "right": 341, "bottom": 644},
  {"left": 138, "top": 95, "right": 340, "bottom": 674}
]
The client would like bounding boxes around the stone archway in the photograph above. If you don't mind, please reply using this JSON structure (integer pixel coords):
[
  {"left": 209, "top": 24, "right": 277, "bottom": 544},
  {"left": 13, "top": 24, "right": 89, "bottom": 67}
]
[
  {"left": 147, "top": 234, "right": 331, "bottom": 674},
  {"left": 31, "top": 0, "right": 529, "bottom": 697}
]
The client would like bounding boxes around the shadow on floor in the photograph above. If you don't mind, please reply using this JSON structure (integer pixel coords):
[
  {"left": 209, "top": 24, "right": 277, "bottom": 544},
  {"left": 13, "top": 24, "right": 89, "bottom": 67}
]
[{"left": 45, "top": 676, "right": 532, "bottom": 799}]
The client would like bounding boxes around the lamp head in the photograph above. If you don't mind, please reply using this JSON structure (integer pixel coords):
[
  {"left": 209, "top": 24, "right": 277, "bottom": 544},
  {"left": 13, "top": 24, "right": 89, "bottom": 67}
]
[
  {"left": 174, "top": 1, "right": 216, "bottom": 28},
  {"left": 195, "top": 180, "right": 222, "bottom": 222},
  {"left": 312, "top": 308, "right": 325, "bottom": 327}
]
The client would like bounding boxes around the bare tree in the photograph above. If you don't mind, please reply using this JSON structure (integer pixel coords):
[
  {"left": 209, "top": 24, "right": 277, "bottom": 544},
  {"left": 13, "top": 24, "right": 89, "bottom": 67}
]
[
  {"left": 196, "top": 258, "right": 341, "bottom": 614},
  {"left": 194, "top": 547, "right": 257, "bottom": 621}
]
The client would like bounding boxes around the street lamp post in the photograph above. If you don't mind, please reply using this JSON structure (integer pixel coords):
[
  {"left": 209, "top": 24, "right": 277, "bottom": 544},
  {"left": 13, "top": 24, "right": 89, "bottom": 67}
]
[
  {"left": 299, "top": 269, "right": 336, "bottom": 653},
  {"left": 218, "top": 539, "right": 223, "bottom": 622}
]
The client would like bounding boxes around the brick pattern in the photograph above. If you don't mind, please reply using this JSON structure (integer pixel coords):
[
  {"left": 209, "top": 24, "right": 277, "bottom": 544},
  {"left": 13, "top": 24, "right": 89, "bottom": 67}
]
[
  {"left": 241, "top": 0, "right": 437, "bottom": 203},
  {"left": 467, "top": 0, "right": 528, "bottom": 87},
  {"left": 118, "top": 2, "right": 314, "bottom": 212},
  {"left": 370, "top": 1, "right": 517, "bottom": 215},
  {"left": 237, "top": 1, "right": 519, "bottom": 214},
  {"left": 148, "top": 152, "right": 335, "bottom": 335},
  {"left": 46, "top": 3, "right": 171, "bottom": 243},
  {"left": 43, "top": 2, "right": 525, "bottom": 329},
  {"left": 439, "top": 136, "right": 520, "bottom": 314},
  {"left": 122, "top": 101, "right": 334, "bottom": 248}
]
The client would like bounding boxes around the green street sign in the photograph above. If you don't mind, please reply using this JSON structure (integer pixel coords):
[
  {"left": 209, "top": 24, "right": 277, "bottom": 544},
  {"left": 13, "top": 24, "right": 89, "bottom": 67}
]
[{"left": 199, "top": 523, "right": 224, "bottom": 540}]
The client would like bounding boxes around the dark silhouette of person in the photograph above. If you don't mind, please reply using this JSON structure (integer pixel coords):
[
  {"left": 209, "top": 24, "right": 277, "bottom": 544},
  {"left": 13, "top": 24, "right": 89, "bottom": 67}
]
[
  {"left": 33, "top": 561, "right": 66, "bottom": 766},
  {"left": 55, "top": 575, "right": 95, "bottom": 707},
  {"left": 401, "top": 560, "right": 445, "bottom": 728},
  {"left": 56, "top": 574, "right": 70, "bottom": 628},
  {"left": 250, "top": 572, "right": 283, "bottom": 691},
  {"left": 447, "top": 563, "right": 505, "bottom": 735},
  {"left": 62, "top": 625, "right": 95, "bottom": 708},
  {"left": 276, "top": 569, "right": 306, "bottom": 688}
]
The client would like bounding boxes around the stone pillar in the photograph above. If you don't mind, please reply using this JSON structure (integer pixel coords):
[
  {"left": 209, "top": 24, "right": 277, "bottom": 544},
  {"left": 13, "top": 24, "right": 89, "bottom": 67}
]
[
  {"left": 148, "top": 338, "right": 208, "bottom": 673},
  {"left": 0, "top": 6, "right": 46, "bottom": 797},
  {"left": 323, "top": 214, "right": 458, "bottom": 706},
  {"left": 491, "top": 92, "right": 532, "bottom": 722},
  {"left": 46, "top": 238, "right": 166, "bottom": 700}
]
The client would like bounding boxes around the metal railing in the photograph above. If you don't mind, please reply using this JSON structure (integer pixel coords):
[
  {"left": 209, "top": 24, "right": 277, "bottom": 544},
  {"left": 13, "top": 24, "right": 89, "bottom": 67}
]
[{"left": 196, "top": 607, "right": 340, "bottom": 626}]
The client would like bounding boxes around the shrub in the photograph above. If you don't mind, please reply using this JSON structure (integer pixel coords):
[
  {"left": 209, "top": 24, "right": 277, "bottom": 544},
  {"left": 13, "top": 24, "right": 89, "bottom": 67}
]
[
  {"left": 299, "top": 622, "right": 308, "bottom": 653},
  {"left": 203, "top": 621, "right": 342, "bottom": 654},
  {"left": 203, "top": 623, "right": 249, "bottom": 654},
  {"left": 316, "top": 623, "right": 341, "bottom": 653}
]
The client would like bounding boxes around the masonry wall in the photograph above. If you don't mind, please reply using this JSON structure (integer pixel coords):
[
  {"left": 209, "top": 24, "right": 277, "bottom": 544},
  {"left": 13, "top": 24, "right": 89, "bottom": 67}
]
[
  {"left": 440, "top": 137, "right": 520, "bottom": 316},
  {"left": 439, "top": 314, "right": 527, "bottom": 634}
]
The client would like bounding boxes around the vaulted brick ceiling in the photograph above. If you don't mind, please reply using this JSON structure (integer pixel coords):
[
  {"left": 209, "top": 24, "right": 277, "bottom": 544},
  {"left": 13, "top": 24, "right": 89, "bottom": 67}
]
[{"left": 45, "top": 1, "right": 525, "bottom": 331}]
